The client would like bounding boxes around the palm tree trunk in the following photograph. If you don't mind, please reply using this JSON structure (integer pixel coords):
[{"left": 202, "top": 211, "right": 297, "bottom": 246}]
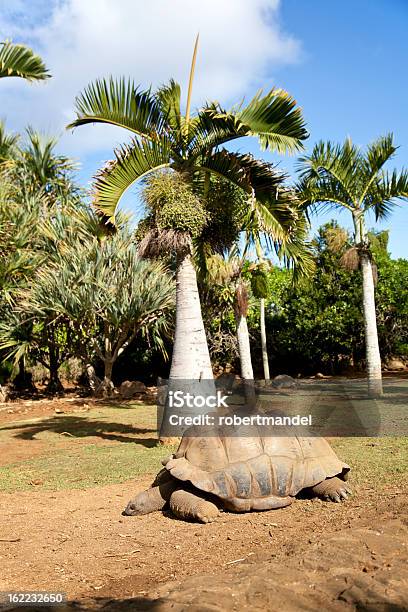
[
  {"left": 353, "top": 209, "right": 383, "bottom": 397},
  {"left": 235, "top": 312, "right": 256, "bottom": 405},
  {"left": 360, "top": 253, "right": 383, "bottom": 397},
  {"left": 161, "top": 253, "right": 214, "bottom": 443},
  {"left": 234, "top": 281, "right": 255, "bottom": 402},
  {"left": 169, "top": 253, "right": 213, "bottom": 380},
  {"left": 260, "top": 298, "right": 270, "bottom": 380},
  {"left": 235, "top": 312, "right": 254, "bottom": 380}
]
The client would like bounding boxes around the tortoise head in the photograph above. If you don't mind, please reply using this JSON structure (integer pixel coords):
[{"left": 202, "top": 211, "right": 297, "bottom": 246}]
[{"left": 123, "top": 490, "right": 155, "bottom": 516}]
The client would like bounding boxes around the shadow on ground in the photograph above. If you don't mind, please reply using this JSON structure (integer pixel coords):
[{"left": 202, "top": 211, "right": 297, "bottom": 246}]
[{"left": 0, "top": 416, "right": 158, "bottom": 447}]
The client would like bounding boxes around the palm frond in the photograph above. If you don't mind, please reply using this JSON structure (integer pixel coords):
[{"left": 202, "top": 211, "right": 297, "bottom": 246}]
[
  {"left": 366, "top": 168, "right": 408, "bottom": 220},
  {"left": 196, "top": 149, "right": 285, "bottom": 204},
  {"left": 0, "top": 40, "right": 50, "bottom": 81},
  {"left": 296, "top": 173, "right": 354, "bottom": 215},
  {"left": 365, "top": 133, "right": 397, "bottom": 173},
  {"left": 359, "top": 134, "right": 398, "bottom": 204},
  {"left": 68, "top": 77, "right": 165, "bottom": 138},
  {"left": 187, "top": 105, "right": 248, "bottom": 155},
  {"left": 189, "top": 88, "right": 307, "bottom": 157},
  {"left": 156, "top": 79, "right": 182, "bottom": 133},
  {"left": 296, "top": 139, "right": 363, "bottom": 210},
  {"left": 236, "top": 88, "right": 308, "bottom": 154},
  {"left": 93, "top": 137, "right": 171, "bottom": 220}
]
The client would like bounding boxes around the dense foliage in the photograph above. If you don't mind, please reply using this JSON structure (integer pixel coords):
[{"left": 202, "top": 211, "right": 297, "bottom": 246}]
[{"left": 254, "top": 225, "right": 408, "bottom": 375}]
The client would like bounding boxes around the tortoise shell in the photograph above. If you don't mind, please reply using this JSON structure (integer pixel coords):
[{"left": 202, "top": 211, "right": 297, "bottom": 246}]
[{"left": 163, "top": 427, "right": 350, "bottom": 511}]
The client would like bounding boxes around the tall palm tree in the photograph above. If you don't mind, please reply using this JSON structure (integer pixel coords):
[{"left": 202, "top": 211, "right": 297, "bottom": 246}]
[
  {"left": 0, "top": 40, "right": 49, "bottom": 81},
  {"left": 67, "top": 39, "right": 307, "bottom": 384},
  {"left": 297, "top": 134, "right": 408, "bottom": 397}
]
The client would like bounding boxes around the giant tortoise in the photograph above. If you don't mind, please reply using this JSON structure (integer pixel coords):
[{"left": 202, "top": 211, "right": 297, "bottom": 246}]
[{"left": 124, "top": 424, "right": 351, "bottom": 523}]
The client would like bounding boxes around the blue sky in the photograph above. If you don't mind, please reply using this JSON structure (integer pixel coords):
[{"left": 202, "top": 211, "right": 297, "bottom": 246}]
[{"left": 1, "top": 0, "right": 407, "bottom": 257}]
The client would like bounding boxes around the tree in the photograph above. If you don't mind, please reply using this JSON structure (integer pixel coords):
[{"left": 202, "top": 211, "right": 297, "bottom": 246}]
[
  {"left": 204, "top": 208, "right": 313, "bottom": 385},
  {"left": 19, "top": 234, "right": 175, "bottom": 396},
  {"left": 10, "top": 128, "right": 79, "bottom": 207},
  {"left": 0, "top": 125, "right": 81, "bottom": 390},
  {"left": 297, "top": 135, "right": 408, "bottom": 396},
  {"left": 0, "top": 177, "right": 45, "bottom": 391},
  {"left": 0, "top": 121, "right": 19, "bottom": 164},
  {"left": 67, "top": 38, "right": 308, "bottom": 385},
  {"left": 0, "top": 196, "right": 93, "bottom": 393},
  {"left": 0, "top": 308, "right": 75, "bottom": 394},
  {"left": 264, "top": 223, "right": 364, "bottom": 375},
  {"left": 0, "top": 40, "right": 49, "bottom": 82}
]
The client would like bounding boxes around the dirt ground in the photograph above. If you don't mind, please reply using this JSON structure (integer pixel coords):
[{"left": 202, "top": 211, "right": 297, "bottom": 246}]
[{"left": 0, "top": 389, "right": 407, "bottom": 611}]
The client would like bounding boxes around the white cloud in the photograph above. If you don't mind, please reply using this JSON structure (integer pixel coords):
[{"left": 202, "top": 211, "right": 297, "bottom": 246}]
[{"left": 0, "top": 0, "right": 301, "bottom": 159}]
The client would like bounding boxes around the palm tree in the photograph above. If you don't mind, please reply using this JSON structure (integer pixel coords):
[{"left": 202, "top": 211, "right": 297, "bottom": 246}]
[
  {"left": 67, "top": 38, "right": 307, "bottom": 384},
  {"left": 297, "top": 135, "right": 408, "bottom": 397},
  {"left": 0, "top": 40, "right": 49, "bottom": 81}
]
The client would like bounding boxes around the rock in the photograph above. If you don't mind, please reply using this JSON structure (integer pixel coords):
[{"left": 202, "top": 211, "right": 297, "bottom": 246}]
[
  {"left": 385, "top": 357, "right": 406, "bottom": 371},
  {"left": 272, "top": 374, "right": 297, "bottom": 389},
  {"left": 119, "top": 380, "right": 147, "bottom": 399}
]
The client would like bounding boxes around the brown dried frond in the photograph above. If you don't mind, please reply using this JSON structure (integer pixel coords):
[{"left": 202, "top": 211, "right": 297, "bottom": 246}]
[
  {"left": 326, "top": 226, "right": 349, "bottom": 253},
  {"left": 138, "top": 228, "right": 192, "bottom": 258},
  {"left": 235, "top": 281, "right": 249, "bottom": 317},
  {"left": 340, "top": 246, "right": 360, "bottom": 270}
]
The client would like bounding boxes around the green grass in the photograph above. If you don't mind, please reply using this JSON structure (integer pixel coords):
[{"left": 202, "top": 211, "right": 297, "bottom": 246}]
[
  {"left": 331, "top": 437, "right": 408, "bottom": 486},
  {"left": 0, "top": 442, "right": 177, "bottom": 492}
]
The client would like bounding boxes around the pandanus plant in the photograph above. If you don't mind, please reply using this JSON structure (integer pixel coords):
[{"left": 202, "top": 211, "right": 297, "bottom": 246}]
[{"left": 67, "top": 37, "right": 308, "bottom": 384}]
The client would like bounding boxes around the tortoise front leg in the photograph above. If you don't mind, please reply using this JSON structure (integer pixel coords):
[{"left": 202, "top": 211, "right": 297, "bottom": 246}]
[
  {"left": 170, "top": 489, "right": 220, "bottom": 523},
  {"left": 312, "top": 477, "right": 352, "bottom": 502},
  {"left": 124, "top": 479, "right": 177, "bottom": 516}
]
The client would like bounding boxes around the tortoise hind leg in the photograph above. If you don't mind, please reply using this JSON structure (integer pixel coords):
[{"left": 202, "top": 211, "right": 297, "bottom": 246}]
[
  {"left": 170, "top": 489, "right": 220, "bottom": 523},
  {"left": 224, "top": 495, "right": 293, "bottom": 512},
  {"left": 312, "top": 476, "right": 352, "bottom": 502},
  {"left": 124, "top": 479, "right": 177, "bottom": 516}
]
